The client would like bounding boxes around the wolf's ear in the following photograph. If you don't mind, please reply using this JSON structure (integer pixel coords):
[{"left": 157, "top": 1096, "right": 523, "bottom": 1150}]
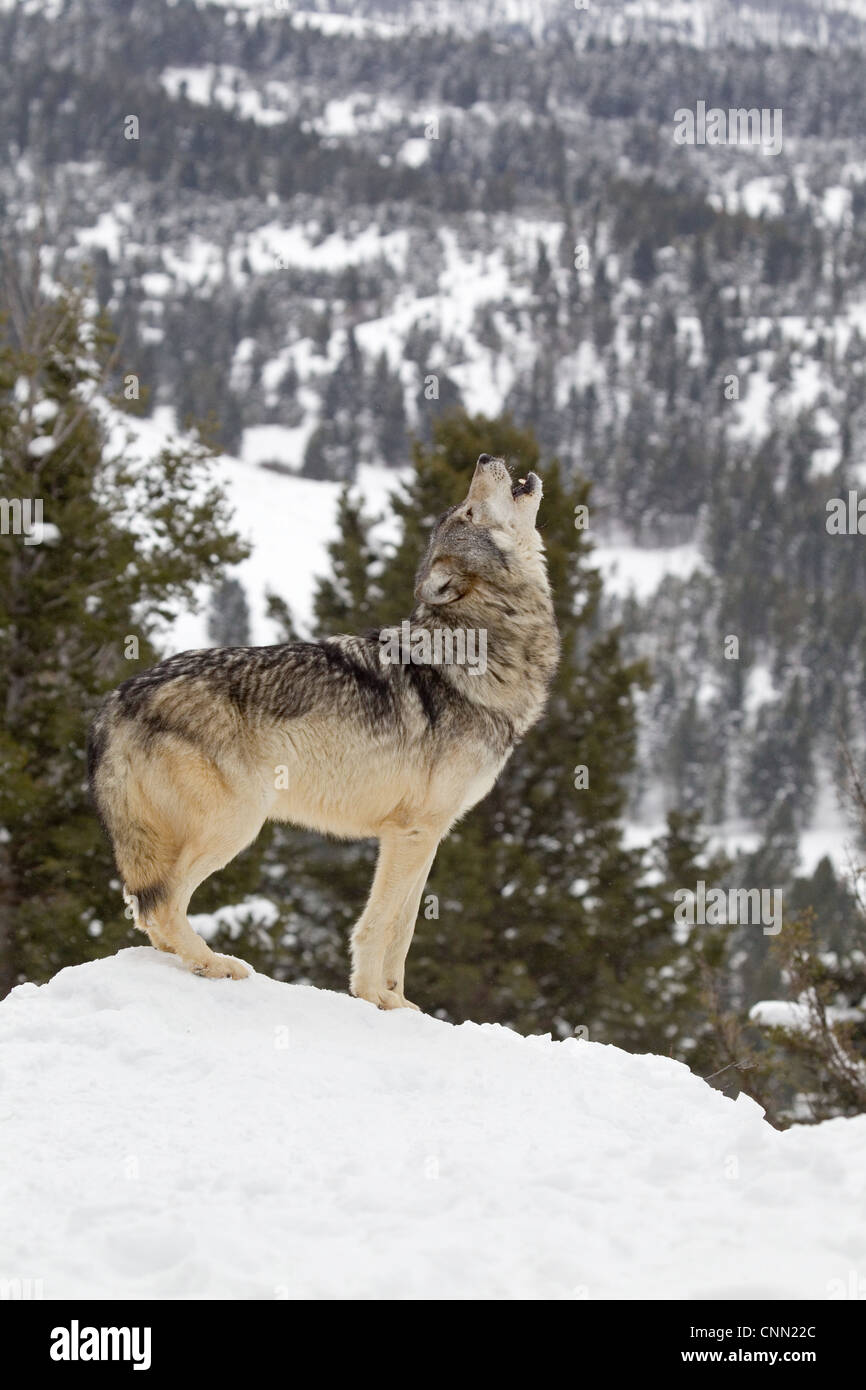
[{"left": 415, "top": 555, "right": 465, "bottom": 605}]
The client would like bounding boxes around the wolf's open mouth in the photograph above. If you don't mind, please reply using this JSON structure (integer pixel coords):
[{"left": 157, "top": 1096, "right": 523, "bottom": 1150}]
[{"left": 511, "top": 474, "right": 537, "bottom": 499}]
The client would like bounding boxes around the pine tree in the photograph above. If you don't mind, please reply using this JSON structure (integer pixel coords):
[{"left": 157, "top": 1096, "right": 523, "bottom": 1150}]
[
  {"left": 372, "top": 351, "right": 408, "bottom": 467},
  {"left": 712, "top": 746, "right": 866, "bottom": 1125},
  {"left": 0, "top": 273, "right": 248, "bottom": 995},
  {"left": 207, "top": 577, "right": 251, "bottom": 647},
  {"left": 312, "top": 487, "right": 384, "bottom": 635}
]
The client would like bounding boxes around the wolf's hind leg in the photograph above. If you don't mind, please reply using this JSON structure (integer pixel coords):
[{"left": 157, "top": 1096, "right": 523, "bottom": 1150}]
[
  {"left": 124, "top": 885, "right": 176, "bottom": 953},
  {"left": 147, "top": 894, "right": 249, "bottom": 979},
  {"left": 145, "top": 924, "right": 176, "bottom": 954},
  {"left": 135, "top": 808, "right": 266, "bottom": 980}
]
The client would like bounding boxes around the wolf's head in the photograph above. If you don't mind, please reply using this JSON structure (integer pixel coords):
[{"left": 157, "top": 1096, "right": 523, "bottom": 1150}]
[{"left": 414, "top": 454, "right": 547, "bottom": 612}]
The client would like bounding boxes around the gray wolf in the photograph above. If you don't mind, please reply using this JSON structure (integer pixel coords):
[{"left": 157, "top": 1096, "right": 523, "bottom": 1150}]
[{"left": 88, "top": 454, "right": 559, "bottom": 1009}]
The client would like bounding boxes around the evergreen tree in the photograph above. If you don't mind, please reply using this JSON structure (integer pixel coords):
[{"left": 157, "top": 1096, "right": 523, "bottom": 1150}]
[
  {"left": 207, "top": 576, "right": 251, "bottom": 647},
  {"left": 313, "top": 487, "right": 384, "bottom": 635},
  {"left": 0, "top": 274, "right": 248, "bottom": 995},
  {"left": 372, "top": 351, "right": 408, "bottom": 467}
]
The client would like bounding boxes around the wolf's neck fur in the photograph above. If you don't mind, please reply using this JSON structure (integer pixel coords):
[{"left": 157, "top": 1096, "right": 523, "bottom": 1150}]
[{"left": 410, "top": 562, "right": 559, "bottom": 737}]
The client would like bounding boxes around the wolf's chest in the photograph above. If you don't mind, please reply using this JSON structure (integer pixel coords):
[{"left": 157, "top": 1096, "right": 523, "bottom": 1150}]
[{"left": 453, "top": 751, "right": 511, "bottom": 819}]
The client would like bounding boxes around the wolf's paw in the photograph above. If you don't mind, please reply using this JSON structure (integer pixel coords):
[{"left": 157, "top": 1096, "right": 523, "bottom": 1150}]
[
  {"left": 351, "top": 979, "right": 420, "bottom": 1011},
  {"left": 386, "top": 992, "right": 421, "bottom": 1012},
  {"left": 384, "top": 979, "right": 421, "bottom": 1011},
  {"left": 191, "top": 953, "right": 250, "bottom": 980}
]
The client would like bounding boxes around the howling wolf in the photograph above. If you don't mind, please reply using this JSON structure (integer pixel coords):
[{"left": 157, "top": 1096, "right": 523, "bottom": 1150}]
[{"left": 88, "top": 454, "right": 560, "bottom": 1009}]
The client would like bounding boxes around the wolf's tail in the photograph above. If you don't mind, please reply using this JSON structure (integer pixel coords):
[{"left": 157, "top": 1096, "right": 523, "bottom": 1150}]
[{"left": 87, "top": 700, "right": 175, "bottom": 929}]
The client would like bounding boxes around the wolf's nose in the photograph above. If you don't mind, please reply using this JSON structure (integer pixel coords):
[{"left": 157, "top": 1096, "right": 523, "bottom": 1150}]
[{"left": 476, "top": 453, "right": 492, "bottom": 465}]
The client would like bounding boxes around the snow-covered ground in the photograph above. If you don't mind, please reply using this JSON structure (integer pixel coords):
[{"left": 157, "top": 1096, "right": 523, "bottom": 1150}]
[{"left": 1, "top": 949, "right": 864, "bottom": 1299}]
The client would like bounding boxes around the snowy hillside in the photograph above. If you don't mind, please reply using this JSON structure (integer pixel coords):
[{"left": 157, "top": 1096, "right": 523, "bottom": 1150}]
[
  {"left": 8, "top": 0, "right": 866, "bottom": 872},
  {"left": 1, "top": 949, "right": 864, "bottom": 1299},
  {"left": 183, "top": 0, "right": 866, "bottom": 48}
]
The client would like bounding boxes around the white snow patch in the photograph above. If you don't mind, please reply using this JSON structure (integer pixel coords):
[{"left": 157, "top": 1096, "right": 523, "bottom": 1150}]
[
  {"left": 290, "top": 8, "right": 398, "bottom": 39},
  {"left": 240, "top": 424, "right": 306, "bottom": 471},
  {"left": 744, "top": 663, "right": 776, "bottom": 716},
  {"left": 140, "top": 271, "right": 173, "bottom": 299},
  {"left": 736, "top": 177, "right": 784, "bottom": 219},
  {"left": 189, "top": 899, "right": 280, "bottom": 943},
  {"left": 243, "top": 222, "right": 410, "bottom": 276},
  {"left": 730, "top": 366, "right": 774, "bottom": 441},
  {"left": 2, "top": 948, "right": 865, "bottom": 1298},
  {"left": 29, "top": 398, "right": 59, "bottom": 425},
  {"left": 398, "top": 137, "right": 432, "bottom": 168},
  {"left": 751, "top": 998, "right": 864, "bottom": 1030},
  {"left": 822, "top": 185, "right": 851, "bottom": 227},
  {"left": 592, "top": 541, "right": 705, "bottom": 600},
  {"left": 26, "top": 435, "right": 55, "bottom": 459},
  {"left": 77, "top": 209, "right": 131, "bottom": 262},
  {"left": 161, "top": 65, "right": 291, "bottom": 125}
]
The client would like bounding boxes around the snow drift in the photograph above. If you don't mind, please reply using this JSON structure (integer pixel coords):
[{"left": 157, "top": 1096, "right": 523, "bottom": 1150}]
[{"left": 1, "top": 948, "right": 864, "bottom": 1300}]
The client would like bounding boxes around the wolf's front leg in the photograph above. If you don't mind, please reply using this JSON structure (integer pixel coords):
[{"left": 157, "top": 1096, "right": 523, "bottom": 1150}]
[
  {"left": 380, "top": 847, "right": 440, "bottom": 1005},
  {"left": 350, "top": 829, "right": 439, "bottom": 1010}
]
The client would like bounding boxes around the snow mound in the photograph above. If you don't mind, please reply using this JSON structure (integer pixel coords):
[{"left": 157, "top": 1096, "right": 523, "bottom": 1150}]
[{"left": 1, "top": 949, "right": 864, "bottom": 1299}]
